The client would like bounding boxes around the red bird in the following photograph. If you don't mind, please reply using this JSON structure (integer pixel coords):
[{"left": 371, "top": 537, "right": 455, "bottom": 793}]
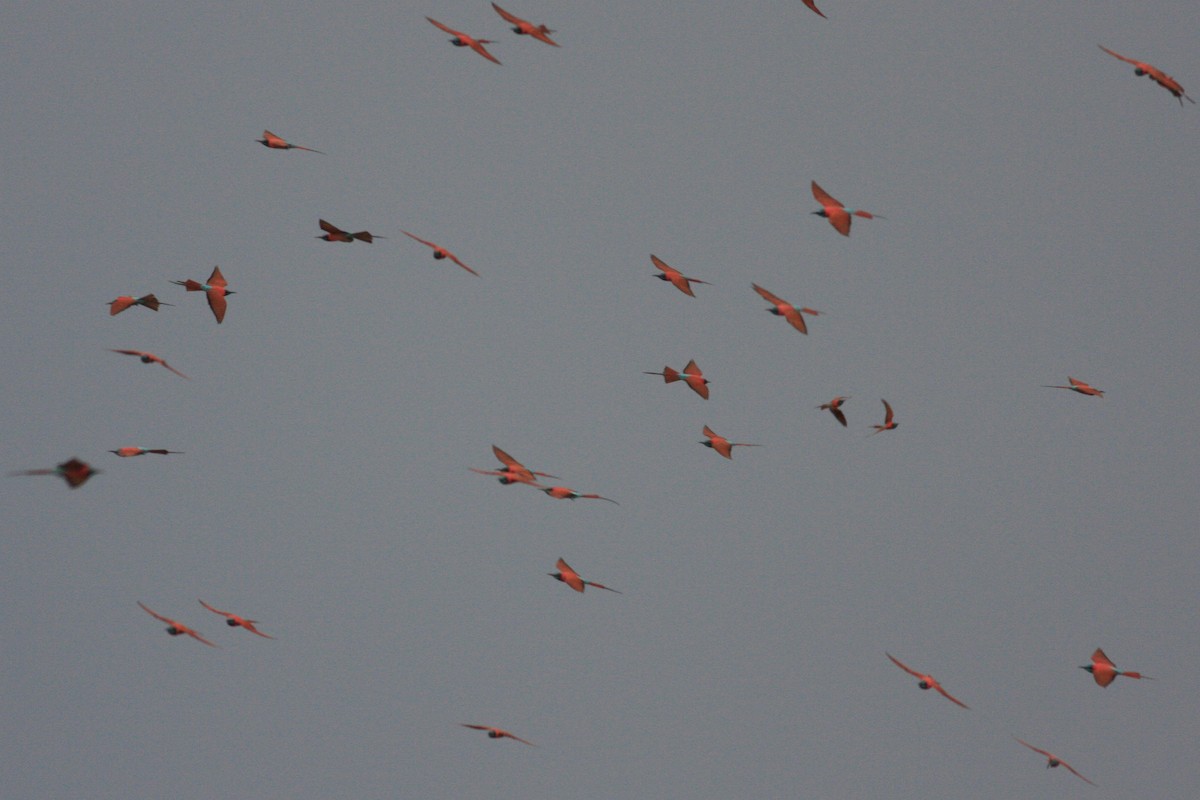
[
  {"left": 886, "top": 653, "right": 969, "bottom": 709},
  {"left": 1080, "top": 648, "right": 1150, "bottom": 687},
  {"left": 644, "top": 359, "right": 709, "bottom": 399},
  {"left": 1014, "top": 738, "right": 1096, "bottom": 786},
  {"left": 538, "top": 485, "right": 619, "bottom": 504},
  {"left": 549, "top": 558, "right": 621, "bottom": 594},
  {"left": 869, "top": 399, "right": 897, "bottom": 434},
  {"left": 110, "top": 349, "right": 189, "bottom": 379},
  {"left": 470, "top": 445, "right": 558, "bottom": 486},
  {"left": 109, "top": 447, "right": 182, "bottom": 457},
  {"left": 199, "top": 600, "right": 274, "bottom": 639},
  {"left": 427, "top": 17, "right": 502, "bottom": 64},
  {"left": 401, "top": 231, "right": 479, "bottom": 276},
  {"left": 109, "top": 294, "right": 170, "bottom": 316},
  {"left": 818, "top": 396, "right": 849, "bottom": 427},
  {"left": 651, "top": 254, "right": 709, "bottom": 297},
  {"left": 811, "top": 181, "right": 882, "bottom": 237},
  {"left": 137, "top": 601, "right": 217, "bottom": 647},
  {"left": 171, "top": 266, "right": 233, "bottom": 323},
  {"left": 492, "top": 3, "right": 559, "bottom": 46},
  {"left": 257, "top": 129, "right": 325, "bottom": 153},
  {"left": 461, "top": 724, "right": 534, "bottom": 745},
  {"left": 752, "top": 283, "right": 820, "bottom": 334},
  {"left": 10, "top": 458, "right": 99, "bottom": 488},
  {"left": 700, "top": 425, "right": 762, "bottom": 460},
  {"left": 1043, "top": 376, "right": 1104, "bottom": 398},
  {"left": 1099, "top": 45, "right": 1194, "bottom": 105},
  {"left": 801, "top": 0, "right": 827, "bottom": 19},
  {"left": 317, "top": 219, "right": 381, "bottom": 244}
]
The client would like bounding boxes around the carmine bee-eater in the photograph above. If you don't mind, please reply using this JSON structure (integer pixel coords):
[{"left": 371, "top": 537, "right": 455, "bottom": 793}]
[
  {"left": 819, "top": 396, "right": 849, "bottom": 427},
  {"left": 109, "top": 447, "right": 182, "bottom": 457},
  {"left": 317, "top": 219, "right": 382, "bottom": 244},
  {"left": 886, "top": 653, "right": 969, "bottom": 708},
  {"left": 461, "top": 724, "right": 534, "bottom": 745},
  {"left": 427, "top": 17, "right": 502, "bottom": 64},
  {"left": 1043, "top": 376, "right": 1104, "bottom": 398},
  {"left": 811, "top": 181, "right": 882, "bottom": 236},
  {"left": 870, "top": 399, "right": 897, "bottom": 434},
  {"left": 491, "top": 3, "right": 559, "bottom": 46},
  {"left": 1014, "top": 738, "right": 1096, "bottom": 786},
  {"left": 401, "top": 231, "right": 479, "bottom": 276},
  {"left": 644, "top": 359, "right": 709, "bottom": 399},
  {"left": 1080, "top": 648, "right": 1150, "bottom": 687},
  {"left": 257, "top": 129, "right": 325, "bottom": 153},
  {"left": 199, "top": 600, "right": 274, "bottom": 639},
  {"left": 110, "top": 349, "right": 189, "bottom": 379},
  {"left": 470, "top": 445, "right": 557, "bottom": 486},
  {"left": 700, "top": 425, "right": 762, "bottom": 459},
  {"left": 137, "top": 601, "right": 217, "bottom": 647},
  {"left": 1099, "top": 45, "right": 1194, "bottom": 105},
  {"left": 10, "top": 458, "right": 99, "bottom": 488},
  {"left": 549, "top": 558, "right": 621, "bottom": 594},
  {"left": 651, "top": 254, "right": 709, "bottom": 297},
  {"left": 109, "top": 294, "right": 170, "bottom": 316},
  {"left": 171, "top": 266, "right": 232, "bottom": 323},
  {"left": 752, "top": 283, "right": 820, "bottom": 334}
]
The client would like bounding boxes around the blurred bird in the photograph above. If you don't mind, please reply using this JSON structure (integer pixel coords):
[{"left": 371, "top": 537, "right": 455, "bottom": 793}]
[
  {"left": 644, "top": 359, "right": 709, "bottom": 399},
  {"left": 1099, "top": 45, "right": 1194, "bottom": 105},
  {"left": 1014, "top": 738, "right": 1096, "bottom": 785},
  {"left": 137, "top": 601, "right": 217, "bottom": 647},
  {"left": 171, "top": 266, "right": 232, "bottom": 323},
  {"left": 886, "top": 653, "right": 969, "bottom": 708},
  {"left": 401, "top": 231, "right": 479, "bottom": 276},
  {"left": 317, "top": 219, "right": 381, "bottom": 244},
  {"left": 870, "top": 399, "right": 897, "bottom": 434},
  {"left": 801, "top": 0, "right": 827, "bottom": 19},
  {"left": 811, "top": 181, "right": 882, "bottom": 236},
  {"left": 10, "top": 458, "right": 99, "bottom": 488},
  {"left": 470, "top": 445, "right": 558, "bottom": 486},
  {"left": 537, "top": 485, "right": 619, "bottom": 504},
  {"left": 257, "top": 129, "right": 325, "bottom": 153},
  {"left": 199, "top": 600, "right": 274, "bottom": 639},
  {"left": 461, "top": 724, "right": 534, "bottom": 745},
  {"left": 752, "top": 283, "right": 821, "bottom": 334},
  {"left": 1080, "top": 648, "right": 1150, "bottom": 687},
  {"left": 700, "top": 425, "right": 762, "bottom": 459},
  {"left": 1043, "top": 376, "right": 1104, "bottom": 398},
  {"left": 427, "top": 17, "right": 501, "bottom": 64},
  {"left": 109, "top": 294, "right": 170, "bottom": 316},
  {"left": 492, "top": 3, "right": 559, "bottom": 46},
  {"left": 651, "top": 254, "right": 709, "bottom": 297},
  {"left": 109, "top": 447, "right": 182, "bottom": 457},
  {"left": 549, "top": 558, "right": 621, "bottom": 594},
  {"left": 818, "top": 396, "right": 849, "bottom": 427},
  {"left": 110, "top": 349, "right": 189, "bottom": 379}
]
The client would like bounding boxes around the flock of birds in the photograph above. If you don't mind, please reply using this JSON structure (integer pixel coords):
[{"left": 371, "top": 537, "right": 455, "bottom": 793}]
[{"left": 10, "top": 2, "right": 1184, "bottom": 787}]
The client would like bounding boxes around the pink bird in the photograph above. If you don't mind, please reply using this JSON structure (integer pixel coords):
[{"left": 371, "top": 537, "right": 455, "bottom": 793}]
[
  {"left": 752, "top": 283, "right": 821, "bottom": 334},
  {"left": 317, "top": 219, "right": 381, "bottom": 244},
  {"left": 109, "top": 294, "right": 171, "bottom": 316},
  {"left": 700, "top": 425, "right": 762, "bottom": 460},
  {"left": 1080, "top": 647, "right": 1150, "bottom": 687},
  {"left": 538, "top": 485, "right": 619, "bottom": 504},
  {"left": 818, "top": 396, "right": 849, "bottom": 427},
  {"left": 461, "top": 724, "right": 534, "bottom": 745},
  {"left": 257, "top": 129, "right": 325, "bottom": 153},
  {"left": 1099, "top": 45, "right": 1194, "bottom": 105},
  {"left": 199, "top": 600, "right": 274, "bottom": 639},
  {"left": 137, "top": 601, "right": 218, "bottom": 647},
  {"left": 811, "top": 181, "right": 882, "bottom": 237},
  {"left": 110, "top": 349, "right": 189, "bottom": 379},
  {"left": 470, "top": 445, "right": 558, "bottom": 486},
  {"left": 1014, "top": 738, "right": 1096, "bottom": 786},
  {"left": 886, "top": 653, "right": 969, "bottom": 709},
  {"left": 109, "top": 447, "right": 182, "bottom": 457},
  {"left": 801, "top": 0, "right": 827, "bottom": 19},
  {"left": 492, "top": 3, "right": 559, "bottom": 47},
  {"left": 171, "top": 266, "right": 233, "bottom": 323},
  {"left": 869, "top": 399, "right": 897, "bottom": 434},
  {"left": 427, "top": 17, "right": 502, "bottom": 64},
  {"left": 549, "top": 558, "right": 621, "bottom": 594},
  {"left": 10, "top": 458, "right": 100, "bottom": 489},
  {"left": 1043, "top": 376, "right": 1104, "bottom": 398},
  {"left": 651, "top": 254, "right": 709, "bottom": 297},
  {"left": 401, "top": 231, "right": 479, "bottom": 276},
  {"left": 644, "top": 359, "right": 710, "bottom": 400}
]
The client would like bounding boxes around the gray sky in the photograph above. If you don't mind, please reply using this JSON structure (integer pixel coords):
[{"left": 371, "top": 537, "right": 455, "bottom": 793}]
[{"left": 3, "top": 2, "right": 1198, "bottom": 798}]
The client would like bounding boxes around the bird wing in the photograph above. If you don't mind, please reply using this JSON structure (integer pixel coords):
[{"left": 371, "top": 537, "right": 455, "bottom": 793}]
[
  {"left": 445, "top": 252, "right": 479, "bottom": 276},
  {"left": 934, "top": 684, "right": 969, "bottom": 709},
  {"left": 207, "top": 267, "right": 227, "bottom": 288},
  {"left": 1091, "top": 648, "right": 1115, "bottom": 668},
  {"left": 751, "top": 283, "right": 785, "bottom": 306},
  {"left": 650, "top": 254, "right": 679, "bottom": 277},
  {"left": 319, "top": 219, "right": 345, "bottom": 236},
  {"left": 206, "top": 288, "right": 227, "bottom": 324},
  {"left": 198, "top": 599, "right": 232, "bottom": 617},
  {"left": 491, "top": 3, "right": 523, "bottom": 25},
  {"left": 1015, "top": 738, "right": 1052, "bottom": 759},
  {"left": 683, "top": 359, "right": 702, "bottom": 378},
  {"left": 427, "top": 17, "right": 463, "bottom": 37},
  {"left": 186, "top": 629, "right": 219, "bottom": 648},
  {"left": 138, "top": 601, "right": 173, "bottom": 625},
  {"left": 881, "top": 399, "right": 894, "bottom": 424},
  {"left": 811, "top": 180, "right": 844, "bottom": 208},
  {"left": 1061, "top": 760, "right": 1096, "bottom": 786},
  {"left": 886, "top": 652, "right": 922, "bottom": 677},
  {"left": 1098, "top": 45, "right": 1138, "bottom": 66}
]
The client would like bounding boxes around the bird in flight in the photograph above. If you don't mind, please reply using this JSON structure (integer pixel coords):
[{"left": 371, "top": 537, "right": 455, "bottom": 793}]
[
  {"left": 317, "top": 219, "right": 381, "bottom": 244},
  {"left": 1080, "top": 648, "right": 1150, "bottom": 687},
  {"left": 110, "top": 349, "right": 189, "bottom": 379},
  {"left": 651, "top": 254, "right": 709, "bottom": 297},
  {"left": 870, "top": 399, "right": 897, "bottom": 434},
  {"left": 199, "top": 600, "right": 274, "bottom": 639},
  {"left": 1043, "top": 376, "right": 1104, "bottom": 398},
  {"left": 537, "top": 485, "right": 619, "bottom": 504},
  {"left": 171, "top": 266, "right": 232, "bottom": 323},
  {"left": 109, "top": 294, "right": 170, "bottom": 316},
  {"left": 752, "top": 283, "right": 821, "bottom": 334},
  {"left": 1098, "top": 45, "right": 1194, "bottom": 105},
  {"left": 137, "top": 601, "right": 218, "bottom": 647},
  {"left": 818, "top": 396, "right": 849, "bottom": 427},
  {"left": 470, "top": 445, "right": 557, "bottom": 486},
  {"left": 10, "top": 458, "right": 99, "bottom": 488},
  {"left": 811, "top": 181, "right": 882, "bottom": 236},
  {"left": 700, "top": 425, "right": 762, "bottom": 460},
  {"left": 886, "top": 653, "right": 969, "bottom": 708},
  {"left": 109, "top": 447, "right": 182, "bottom": 457},
  {"left": 801, "top": 0, "right": 827, "bottom": 19},
  {"left": 257, "top": 129, "right": 325, "bottom": 153},
  {"left": 427, "top": 17, "right": 502, "bottom": 64},
  {"left": 491, "top": 3, "right": 559, "bottom": 46},
  {"left": 1014, "top": 738, "right": 1096, "bottom": 785},
  {"left": 549, "top": 558, "right": 621, "bottom": 594},
  {"left": 401, "top": 231, "right": 479, "bottom": 276},
  {"left": 644, "top": 359, "right": 710, "bottom": 399},
  {"left": 461, "top": 724, "right": 534, "bottom": 745}
]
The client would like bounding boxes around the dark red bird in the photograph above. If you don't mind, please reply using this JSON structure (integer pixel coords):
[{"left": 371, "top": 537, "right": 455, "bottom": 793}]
[
  {"left": 492, "top": 3, "right": 559, "bottom": 46},
  {"left": 644, "top": 359, "right": 709, "bottom": 399},
  {"left": 137, "top": 601, "right": 218, "bottom": 647},
  {"left": 427, "top": 17, "right": 502, "bottom": 64},
  {"left": 171, "top": 266, "right": 232, "bottom": 323},
  {"left": 10, "top": 458, "right": 99, "bottom": 488},
  {"left": 109, "top": 294, "right": 170, "bottom": 316},
  {"left": 257, "top": 130, "right": 325, "bottom": 153},
  {"left": 317, "top": 219, "right": 382, "bottom": 244},
  {"left": 110, "top": 349, "right": 189, "bottom": 379}
]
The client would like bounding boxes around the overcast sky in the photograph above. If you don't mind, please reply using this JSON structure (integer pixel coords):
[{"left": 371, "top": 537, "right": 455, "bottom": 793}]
[{"left": 3, "top": 2, "right": 1198, "bottom": 798}]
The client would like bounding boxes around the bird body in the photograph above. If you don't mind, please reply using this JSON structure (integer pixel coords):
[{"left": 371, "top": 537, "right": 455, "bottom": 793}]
[
  {"left": 651, "top": 254, "right": 709, "bottom": 297},
  {"left": 401, "top": 231, "right": 479, "bottom": 276},
  {"left": 427, "top": 17, "right": 502, "bottom": 64},
  {"left": 171, "top": 266, "right": 232, "bottom": 323},
  {"left": 701, "top": 425, "right": 762, "bottom": 459},
  {"left": 550, "top": 558, "right": 621, "bottom": 593},
  {"left": 137, "top": 601, "right": 217, "bottom": 647},
  {"left": 1080, "top": 647, "right": 1149, "bottom": 687},
  {"left": 492, "top": 3, "right": 559, "bottom": 46},
  {"left": 811, "top": 181, "right": 881, "bottom": 236},
  {"left": 644, "top": 359, "right": 709, "bottom": 399},
  {"left": 886, "top": 653, "right": 969, "bottom": 708},
  {"left": 10, "top": 458, "right": 99, "bottom": 488},
  {"left": 752, "top": 283, "right": 820, "bottom": 333},
  {"left": 1099, "top": 45, "right": 1194, "bottom": 104},
  {"left": 110, "top": 349, "right": 189, "bottom": 379},
  {"left": 199, "top": 600, "right": 274, "bottom": 638},
  {"left": 1043, "top": 376, "right": 1104, "bottom": 398},
  {"left": 538, "top": 485, "right": 619, "bottom": 504},
  {"left": 257, "top": 130, "right": 325, "bottom": 153},
  {"left": 870, "top": 399, "right": 897, "bottom": 434},
  {"left": 109, "top": 294, "right": 170, "bottom": 316}
]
